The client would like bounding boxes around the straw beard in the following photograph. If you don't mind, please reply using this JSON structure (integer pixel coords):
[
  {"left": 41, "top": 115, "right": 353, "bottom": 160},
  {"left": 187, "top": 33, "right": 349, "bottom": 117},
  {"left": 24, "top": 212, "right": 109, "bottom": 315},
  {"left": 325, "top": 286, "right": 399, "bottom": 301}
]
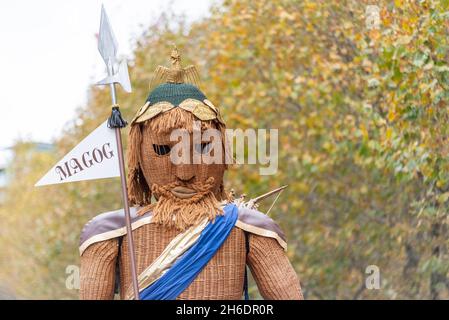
[{"left": 138, "top": 177, "right": 223, "bottom": 231}]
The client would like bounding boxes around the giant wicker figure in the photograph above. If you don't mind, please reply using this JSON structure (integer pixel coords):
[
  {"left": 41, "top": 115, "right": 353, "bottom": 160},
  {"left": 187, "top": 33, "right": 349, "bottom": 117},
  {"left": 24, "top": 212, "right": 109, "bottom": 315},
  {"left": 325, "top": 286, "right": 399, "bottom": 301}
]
[{"left": 79, "top": 48, "right": 304, "bottom": 300}]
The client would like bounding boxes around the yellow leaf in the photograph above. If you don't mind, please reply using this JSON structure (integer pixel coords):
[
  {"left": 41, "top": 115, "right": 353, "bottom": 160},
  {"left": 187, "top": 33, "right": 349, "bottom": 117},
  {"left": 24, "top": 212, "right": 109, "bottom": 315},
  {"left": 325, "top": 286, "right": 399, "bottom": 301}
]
[
  {"left": 387, "top": 109, "right": 397, "bottom": 122},
  {"left": 386, "top": 127, "right": 393, "bottom": 140},
  {"left": 394, "top": 0, "right": 403, "bottom": 8}
]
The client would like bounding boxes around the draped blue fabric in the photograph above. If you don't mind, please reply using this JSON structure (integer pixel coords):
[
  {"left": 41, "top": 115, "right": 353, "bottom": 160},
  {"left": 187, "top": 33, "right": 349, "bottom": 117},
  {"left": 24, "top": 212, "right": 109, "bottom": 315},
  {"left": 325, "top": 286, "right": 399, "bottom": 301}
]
[{"left": 139, "top": 203, "right": 238, "bottom": 300}]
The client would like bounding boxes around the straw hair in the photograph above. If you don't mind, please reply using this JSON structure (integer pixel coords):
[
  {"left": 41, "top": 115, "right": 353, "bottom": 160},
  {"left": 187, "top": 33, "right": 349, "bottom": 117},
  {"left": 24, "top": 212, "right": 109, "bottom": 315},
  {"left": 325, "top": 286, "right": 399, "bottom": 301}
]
[
  {"left": 145, "top": 106, "right": 219, "bottom": 134},
  {"left": 127, "top": 124, "right": 151, "bottom": 206}
]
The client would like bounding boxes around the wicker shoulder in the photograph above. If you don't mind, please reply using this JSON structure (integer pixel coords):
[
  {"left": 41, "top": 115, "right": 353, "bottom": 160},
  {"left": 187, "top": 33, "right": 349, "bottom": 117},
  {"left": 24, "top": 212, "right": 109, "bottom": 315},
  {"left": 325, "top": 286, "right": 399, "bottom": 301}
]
[
  {"left": 235, "top": 207, "right": 288, "bottom": 251},
  {"left": 79, "top": 207, "right": 150, "bottom": 256}
]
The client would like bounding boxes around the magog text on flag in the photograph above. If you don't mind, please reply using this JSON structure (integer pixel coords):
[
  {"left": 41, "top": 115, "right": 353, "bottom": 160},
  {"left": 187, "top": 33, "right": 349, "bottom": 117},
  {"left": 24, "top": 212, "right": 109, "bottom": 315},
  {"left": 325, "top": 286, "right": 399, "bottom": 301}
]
[{"left": 55, "top": 142, "right": 115, "bottom": 181}]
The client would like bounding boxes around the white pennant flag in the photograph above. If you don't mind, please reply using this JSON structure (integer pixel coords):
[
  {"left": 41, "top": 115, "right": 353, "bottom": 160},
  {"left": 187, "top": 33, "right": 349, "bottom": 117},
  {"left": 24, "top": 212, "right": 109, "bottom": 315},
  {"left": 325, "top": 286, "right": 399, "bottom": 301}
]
[{"left": 35, "top": 121, "right": 120, "bottom": 186}]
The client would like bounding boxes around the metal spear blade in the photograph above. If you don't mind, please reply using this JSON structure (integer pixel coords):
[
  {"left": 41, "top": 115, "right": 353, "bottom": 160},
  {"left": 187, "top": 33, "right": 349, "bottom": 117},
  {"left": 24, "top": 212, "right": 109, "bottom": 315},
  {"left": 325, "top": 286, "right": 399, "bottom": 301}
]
[
  {"left": 96, "top": 60, "right": 132, "bottom": 93},
  {"left": 98, "top": 4, "right": 118, "bottom": 65},
  {"left": 96, "top": 5, "right": 132, "bottom": 93}
]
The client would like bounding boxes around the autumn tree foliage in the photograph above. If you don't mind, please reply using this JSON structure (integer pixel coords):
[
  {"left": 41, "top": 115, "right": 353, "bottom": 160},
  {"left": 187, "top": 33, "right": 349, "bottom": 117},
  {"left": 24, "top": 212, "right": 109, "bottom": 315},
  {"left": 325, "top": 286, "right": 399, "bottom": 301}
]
[{"left": 1, "top": 0, "right": 449, "bottom": 299}]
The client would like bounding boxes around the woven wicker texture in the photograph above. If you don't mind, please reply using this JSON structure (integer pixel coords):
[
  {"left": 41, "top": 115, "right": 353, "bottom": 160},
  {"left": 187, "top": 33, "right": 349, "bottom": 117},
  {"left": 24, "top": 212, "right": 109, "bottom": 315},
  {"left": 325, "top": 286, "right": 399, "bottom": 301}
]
[
  {"left": 79, "top": 239, "right": 119, "bottom": 300},
  {"left": 80, "top": 223, "right": 303, "bottom": 300},
  {"left": 127, "top": 108, "right": 228, "bottom": 208},
  {"left": 247, "top": 234, "right": 304, "bottom": 299},
  {"left": 139, "top": 110, "right": 226, "bottom": 199},
  {"left": 119, "top": 223, "right": 246, "bottom": 299}
]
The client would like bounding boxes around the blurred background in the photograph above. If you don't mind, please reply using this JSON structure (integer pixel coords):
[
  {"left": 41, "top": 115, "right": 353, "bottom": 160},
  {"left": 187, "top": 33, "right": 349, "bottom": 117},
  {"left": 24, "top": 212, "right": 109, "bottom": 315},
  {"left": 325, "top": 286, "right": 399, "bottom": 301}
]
[{"left": 1, "top": 0, "right": 449, "bottom": 299}]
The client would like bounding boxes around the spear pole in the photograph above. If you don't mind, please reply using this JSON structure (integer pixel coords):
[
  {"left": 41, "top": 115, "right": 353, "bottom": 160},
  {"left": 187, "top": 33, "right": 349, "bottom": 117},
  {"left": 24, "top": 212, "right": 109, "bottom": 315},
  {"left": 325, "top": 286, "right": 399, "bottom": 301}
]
[
  {"left": 108, "top": 68, "right": 140, "bottom": 301},
  {"left": 97, "top": 5, "right": 139, "bottom": 300}
]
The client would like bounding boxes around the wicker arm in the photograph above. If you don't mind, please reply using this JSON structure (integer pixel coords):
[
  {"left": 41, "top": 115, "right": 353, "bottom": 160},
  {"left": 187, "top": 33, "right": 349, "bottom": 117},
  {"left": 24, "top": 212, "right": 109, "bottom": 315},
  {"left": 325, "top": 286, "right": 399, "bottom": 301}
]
[
  {"left": 79, "top": 238, "right": 119, "bottom": 300},
  {"left": 247, "top": 234, "right": 304, "bottom": 300}
]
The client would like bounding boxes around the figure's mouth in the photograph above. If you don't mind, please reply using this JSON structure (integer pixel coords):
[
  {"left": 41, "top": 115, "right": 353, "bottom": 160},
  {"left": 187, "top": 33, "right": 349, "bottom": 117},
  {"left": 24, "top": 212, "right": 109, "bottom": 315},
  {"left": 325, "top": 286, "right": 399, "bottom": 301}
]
[{"left": 171, "top": 186, "right": 197, "bottom": 199}]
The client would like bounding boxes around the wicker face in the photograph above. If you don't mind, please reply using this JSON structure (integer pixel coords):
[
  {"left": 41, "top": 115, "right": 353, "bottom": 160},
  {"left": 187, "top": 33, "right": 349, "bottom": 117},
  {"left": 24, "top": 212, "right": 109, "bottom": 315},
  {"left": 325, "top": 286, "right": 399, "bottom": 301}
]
[{"left": 139, "top": 119, "right": 226, "bottom": 201}]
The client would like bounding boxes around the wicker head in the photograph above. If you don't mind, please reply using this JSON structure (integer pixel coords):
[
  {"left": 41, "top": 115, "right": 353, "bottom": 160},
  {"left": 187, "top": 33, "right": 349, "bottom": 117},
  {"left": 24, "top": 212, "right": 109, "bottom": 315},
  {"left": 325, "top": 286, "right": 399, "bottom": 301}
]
[{"left": 127, "top": 49, "right": 229, "bottom": 230}]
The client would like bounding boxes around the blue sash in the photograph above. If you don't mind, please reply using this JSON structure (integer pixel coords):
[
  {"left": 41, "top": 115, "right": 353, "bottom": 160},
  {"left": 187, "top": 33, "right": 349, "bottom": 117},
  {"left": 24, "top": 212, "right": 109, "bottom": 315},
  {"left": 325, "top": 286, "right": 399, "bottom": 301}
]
[{"left": 139, "top": 203, "right": 238, "bottom": 300}]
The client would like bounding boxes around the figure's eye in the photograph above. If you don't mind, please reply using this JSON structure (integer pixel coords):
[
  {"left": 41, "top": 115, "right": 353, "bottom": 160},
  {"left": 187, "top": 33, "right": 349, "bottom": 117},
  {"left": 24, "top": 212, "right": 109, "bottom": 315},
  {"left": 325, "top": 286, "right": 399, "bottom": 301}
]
[
  {"left": 195, "top": 142, "right": 212, "bottom": 154},
  {"left": 153, "top": 144, "right": 171, "bottom": 156}
]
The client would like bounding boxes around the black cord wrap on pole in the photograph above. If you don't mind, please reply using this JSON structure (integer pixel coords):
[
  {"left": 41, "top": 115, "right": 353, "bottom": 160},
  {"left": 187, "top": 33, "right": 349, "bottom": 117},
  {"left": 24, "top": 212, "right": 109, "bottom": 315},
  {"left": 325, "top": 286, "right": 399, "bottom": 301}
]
[{"left": 108, "top": 105, "right": 128, "bottom": 128}]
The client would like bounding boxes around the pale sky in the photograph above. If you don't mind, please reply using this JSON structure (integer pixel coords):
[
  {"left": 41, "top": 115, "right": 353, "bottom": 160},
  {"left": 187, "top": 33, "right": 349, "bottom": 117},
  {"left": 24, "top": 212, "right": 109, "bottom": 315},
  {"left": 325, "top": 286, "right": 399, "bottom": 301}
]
[{"left": 0, "top": 0, "right": 212, "bottom": 149}]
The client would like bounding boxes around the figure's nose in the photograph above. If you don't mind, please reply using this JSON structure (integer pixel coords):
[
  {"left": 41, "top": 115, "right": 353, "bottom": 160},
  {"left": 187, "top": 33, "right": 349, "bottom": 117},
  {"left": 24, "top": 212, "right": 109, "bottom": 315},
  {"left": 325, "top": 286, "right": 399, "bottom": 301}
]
[{"left": 175, "top": 164, "right": 196, "bottom": 182}]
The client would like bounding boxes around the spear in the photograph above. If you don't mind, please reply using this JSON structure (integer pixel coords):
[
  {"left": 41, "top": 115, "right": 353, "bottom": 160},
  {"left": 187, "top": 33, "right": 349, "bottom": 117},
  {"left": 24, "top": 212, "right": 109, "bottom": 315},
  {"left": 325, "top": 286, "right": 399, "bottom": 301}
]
[{"left": 96, "top": 5, "right": 139, "bottom": 300}]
